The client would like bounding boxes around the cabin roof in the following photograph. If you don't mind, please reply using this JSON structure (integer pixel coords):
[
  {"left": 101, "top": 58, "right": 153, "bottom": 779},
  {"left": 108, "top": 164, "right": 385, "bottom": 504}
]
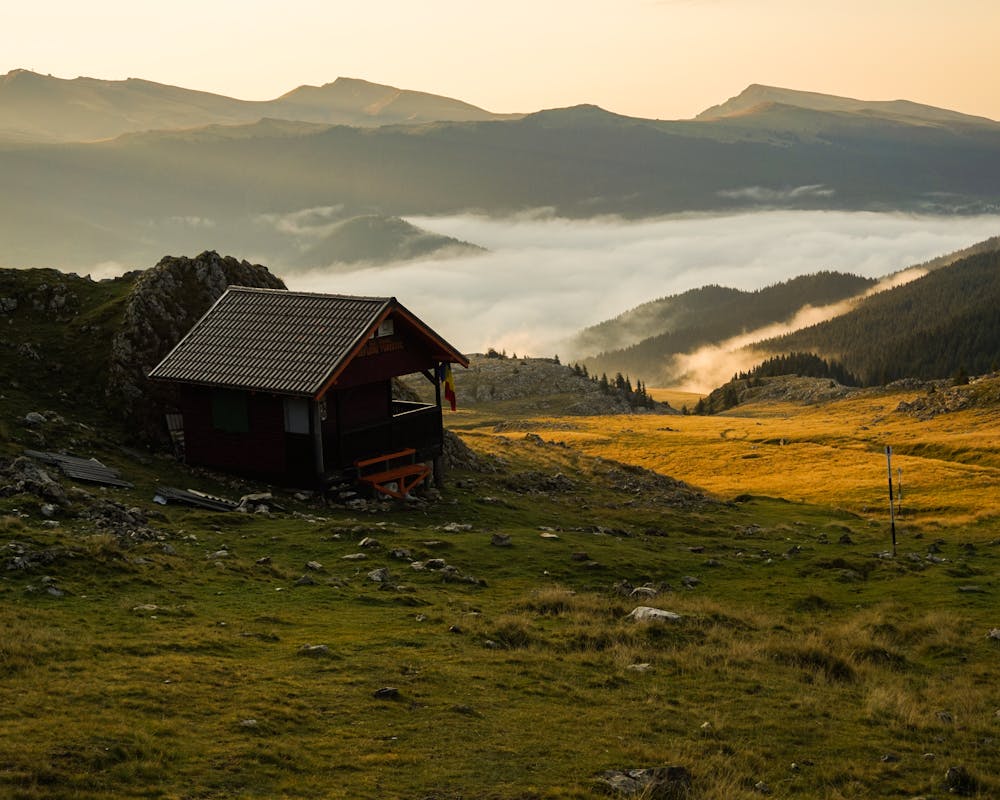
[{"left": 148, "top": 286, "right": 467, "bottom": 397}]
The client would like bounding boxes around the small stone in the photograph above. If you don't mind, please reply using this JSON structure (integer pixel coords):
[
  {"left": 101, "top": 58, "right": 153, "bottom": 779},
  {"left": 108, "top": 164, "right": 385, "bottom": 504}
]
[
  {"left": 943, "top": 765, "right": 977, "bottom": 795},
  {"left": 880, "top": 753, "right": 900, "bottom": 763},
  {"left": 24, "top": 412, "right": 46, "bottom": 426},
  {"left": 40, "top": 504, "right": 57, "bottom": 518},
  {"left": 539, "top": 531, "right": 560, "bottom": 540},
  {"left": 491, "top": 533, "right": 512, "bottom": 547},
  {"left": 294, "top": 574, "right": 316, "bottom": 586},
  {"left": 441, "top": 522, "right": 472, "bottom": 532},
  {"left": 305, "top": 560, "right": 323, "bottom": 571},
  {"left": 240, "top": 718, "right": 259, "bottom": 728},
  {"left": 424, "top": 558, "right": 447, "bottom": 570},
  {"left": 626, "top": 606, "right": 682, "bottom": 623},
  {"left": 298, "top": 644, "right": 330, "bottom": 657},
  {"left": 207, "top": 550, "right": 229, "bottom": 560},
  {"left": 630, "top": 586, "right": 658, "bottom": 599},
  {"left": 341, "top": 553, "right": 367, "bottom": 560},
  {"left": 367, "top": 567, "right": 391, "bottom": 583},
  {"left": 256, "top": 556, "right": 272, "bottom": 565},
  {"left": 754, "top": 780, "right": 771, "bottom": 794},
  {"left": 571, "top": 551, "right": 590, "bottom": 561},
  {"left": 627, "top": 663, "right": 653, "bottom": 672},
  {"left": 838, "top": 533, "right": 853, "bottom": 544},
  {"left": 681, "top": 575, "right": 700, "bottom": 588},
  {"left": 359, "top": 537, "right": 380, "bottom": 548},
  {"left": 373, "top": 687, "right": 399, "bottom": 699},
  {"left": 988, "top": 628, "right": 1000, "bottom": 641}
]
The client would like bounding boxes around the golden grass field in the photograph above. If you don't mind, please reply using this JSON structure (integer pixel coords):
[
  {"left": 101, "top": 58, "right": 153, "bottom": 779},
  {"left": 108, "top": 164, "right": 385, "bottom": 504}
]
[{"left": 457, "top": 384, "right": 1000, "bottom": 529}]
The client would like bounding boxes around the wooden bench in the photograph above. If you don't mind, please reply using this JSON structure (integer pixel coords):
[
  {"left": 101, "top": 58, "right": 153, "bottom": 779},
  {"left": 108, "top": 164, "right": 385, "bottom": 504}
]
[{"left": 355, "top": 448, "right": 431, "bottom": 499}]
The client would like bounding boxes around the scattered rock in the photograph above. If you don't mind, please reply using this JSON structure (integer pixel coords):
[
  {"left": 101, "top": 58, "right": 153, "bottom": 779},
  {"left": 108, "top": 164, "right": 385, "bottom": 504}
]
[
  {"left": 359, "top": 537, "right": 381, "bottom": 549},
  {"left": 595, "top": 766, "right": 692, "bottom": 799},
  {"left": 571, "top": 552, "right": 590, "bottom": 562},
  {"left": 305, "top": 560, "right": 323, "bottom": 571},
  {"left": 367, "top": 567, "right": 391, "bottom": 584},
  {"left": 753, "top": 780, "right": 771, "bottom": 794},
  {"left": 491, "top": 533, "right": 512, "bottom": 547},
  {"left": 943, "top": 765, "right": 977, "bottom": 795},
  {"left": 441, "top": 522, "right": 473, "bottom": 533},
  {"left": 629, "top": 586, "right": 658, "bottom": 599},
  {"left": 341, "top": 553, "right": 367, "bottom": 561},
  {"left": 627, "top": 663, "right": 653, "bottom": 673},
  {"left": 24, "top": 412, "right": 46, "bottom": 426},
  {"left": 298, "top": 644, "right": 331, "bottom": 657},
  {"left": 681, "top": 576, "right": 700, "bottom": 589},
  {"left": 626, "top": 607, "right": 682, "bottom": 623},
  {"left": 373, "top": 687, "right": 400, "bottom": 700}
]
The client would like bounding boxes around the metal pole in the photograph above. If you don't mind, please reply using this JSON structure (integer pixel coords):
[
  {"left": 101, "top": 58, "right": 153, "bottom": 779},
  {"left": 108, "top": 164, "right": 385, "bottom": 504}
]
[{"left": 885, "top": 445, "right": 896, "bottom": 556}]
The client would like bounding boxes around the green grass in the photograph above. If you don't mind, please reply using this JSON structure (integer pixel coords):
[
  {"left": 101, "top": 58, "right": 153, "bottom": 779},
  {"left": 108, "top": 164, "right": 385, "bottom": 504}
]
[
  {"left": 1, "top": 269, "right": 997, "bottom": 797},
  {"left": 1, "top": 428, "right": 997, "bottom": 799}
]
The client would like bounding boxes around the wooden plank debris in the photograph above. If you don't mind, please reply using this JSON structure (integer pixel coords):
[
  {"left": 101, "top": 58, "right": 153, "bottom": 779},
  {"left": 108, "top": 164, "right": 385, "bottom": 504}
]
[
  {"left": 153, "top": 486, "right": 238, "bottom": 512},
  {"left": 23, "top": 449, "right": 134, "bottom": 488}
]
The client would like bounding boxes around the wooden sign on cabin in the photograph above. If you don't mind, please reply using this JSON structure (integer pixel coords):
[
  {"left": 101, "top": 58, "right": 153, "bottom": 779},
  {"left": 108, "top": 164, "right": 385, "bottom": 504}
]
[{"left": 148, "top": 287, "right": 467, "bottom": 488}]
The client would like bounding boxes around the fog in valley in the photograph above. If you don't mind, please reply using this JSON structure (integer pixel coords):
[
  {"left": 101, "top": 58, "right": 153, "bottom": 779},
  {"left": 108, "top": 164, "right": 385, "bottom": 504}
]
[{"left": 286, "top": 211, "right": 1000, "bottom": 373}]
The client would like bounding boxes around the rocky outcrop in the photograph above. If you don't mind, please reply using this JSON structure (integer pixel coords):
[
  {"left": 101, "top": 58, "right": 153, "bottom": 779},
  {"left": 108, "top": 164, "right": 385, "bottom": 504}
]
[
  {"left": 402, "top": 354, "right": 672, "bottom": 415},
  {"left": 106, "top": 251, "right": 285, "bottom": 440}
]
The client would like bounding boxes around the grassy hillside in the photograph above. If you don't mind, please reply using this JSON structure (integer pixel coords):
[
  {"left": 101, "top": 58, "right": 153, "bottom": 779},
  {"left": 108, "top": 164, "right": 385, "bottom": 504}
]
[{"left": 1, "top": 265, "right": 998, "bottom": 798}]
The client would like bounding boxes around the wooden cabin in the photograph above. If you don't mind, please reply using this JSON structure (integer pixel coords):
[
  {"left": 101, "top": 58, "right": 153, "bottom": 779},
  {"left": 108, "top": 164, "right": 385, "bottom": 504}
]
[{"left": 148, "top": 287, "right": 468, "bottom": 489}]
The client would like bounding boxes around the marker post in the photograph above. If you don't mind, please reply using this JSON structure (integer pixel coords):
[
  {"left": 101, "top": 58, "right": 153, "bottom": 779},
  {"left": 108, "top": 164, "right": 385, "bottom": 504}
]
[{"left": 886, "top": 445, "right": 896, "bottom": 556}]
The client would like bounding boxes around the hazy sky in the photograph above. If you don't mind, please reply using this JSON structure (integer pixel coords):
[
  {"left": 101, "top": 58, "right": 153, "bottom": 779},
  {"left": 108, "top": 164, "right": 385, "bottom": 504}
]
[{"left": 5, "top": 1, "right": 999, "bottom": 120}]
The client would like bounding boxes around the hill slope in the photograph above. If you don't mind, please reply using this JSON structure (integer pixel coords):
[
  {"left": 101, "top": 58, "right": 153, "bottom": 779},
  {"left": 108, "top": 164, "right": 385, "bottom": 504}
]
[
  {"left": 761, "top": 248, "right": 1000, "bottom": 384},
  {"left": 290, "top": 215, "right": 485, "bottom": 269},
  {"left": 576, "top": 272, "right": 876, "bottom": 384}
]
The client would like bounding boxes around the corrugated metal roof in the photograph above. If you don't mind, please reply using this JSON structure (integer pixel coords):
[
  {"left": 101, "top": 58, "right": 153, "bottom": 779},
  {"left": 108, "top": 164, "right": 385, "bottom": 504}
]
[{"left": 148, "top": 287, "right": 392, "bottom": 396}]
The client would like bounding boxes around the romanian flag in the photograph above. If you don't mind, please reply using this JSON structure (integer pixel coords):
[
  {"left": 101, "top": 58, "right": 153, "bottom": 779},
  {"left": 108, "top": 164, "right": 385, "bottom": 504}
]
[{"left": 439, "top": 363, "right": 457, "bottom": 411}]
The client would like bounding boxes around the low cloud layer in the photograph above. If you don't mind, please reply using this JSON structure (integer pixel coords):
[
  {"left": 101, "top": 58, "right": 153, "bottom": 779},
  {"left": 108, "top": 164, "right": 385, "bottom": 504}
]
[{"left": 284, "top": 210, "right": 999, "bottom": 367}]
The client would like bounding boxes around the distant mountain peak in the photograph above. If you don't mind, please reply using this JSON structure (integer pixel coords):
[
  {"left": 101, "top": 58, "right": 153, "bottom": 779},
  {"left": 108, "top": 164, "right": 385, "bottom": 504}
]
[{"left": 697, "top": 84, "right": 995, "bottom": 125}]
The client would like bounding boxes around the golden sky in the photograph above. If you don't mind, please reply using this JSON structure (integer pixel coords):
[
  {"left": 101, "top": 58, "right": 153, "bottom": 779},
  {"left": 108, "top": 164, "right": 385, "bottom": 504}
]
[{"left": 5, "top": 0, "right": 999, "bottom": 120}]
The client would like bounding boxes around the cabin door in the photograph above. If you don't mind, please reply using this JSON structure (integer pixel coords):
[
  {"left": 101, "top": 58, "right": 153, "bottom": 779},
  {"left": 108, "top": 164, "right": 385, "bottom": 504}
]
[{"left": 283, "top": 397, "right": 316, "bottom": 484}]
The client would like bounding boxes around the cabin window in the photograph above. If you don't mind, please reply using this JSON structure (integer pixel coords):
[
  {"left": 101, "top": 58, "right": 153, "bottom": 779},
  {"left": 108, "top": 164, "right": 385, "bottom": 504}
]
[
  {"left": 284, "top": 397, "right": 311, "bottom": 434},
  {"left": 211, "top": 390, "right": 249, "bottom": 433}
]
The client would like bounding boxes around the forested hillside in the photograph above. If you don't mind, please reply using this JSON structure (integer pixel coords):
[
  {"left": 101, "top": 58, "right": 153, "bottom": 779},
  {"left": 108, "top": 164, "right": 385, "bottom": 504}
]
[
  {"left": 762, "top": 249, "right": 1000, "bottom": 383},
  {"left": 579, "top": 271, "right": 875, "bottom": 384}
]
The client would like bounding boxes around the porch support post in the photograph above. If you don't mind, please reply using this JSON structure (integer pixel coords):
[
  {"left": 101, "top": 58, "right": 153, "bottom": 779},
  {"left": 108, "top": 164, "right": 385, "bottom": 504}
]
[
  {"left": 311, "top": 399, "right": 325, "bottom": 478},
  {"left": 433, "top": 362, "right": 444, "bottom": 488}
]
